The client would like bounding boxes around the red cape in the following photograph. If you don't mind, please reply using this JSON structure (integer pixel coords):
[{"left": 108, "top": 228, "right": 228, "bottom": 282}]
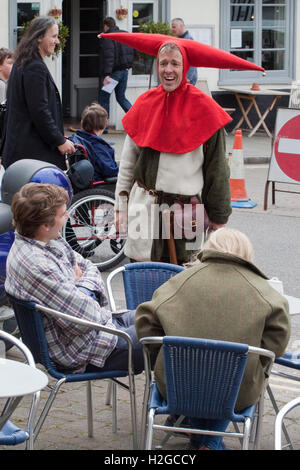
[
  {"left": 122, "top": 80, "right": 232, "bottom": 154},
  {"left": 100, "top": 32, "right": 264, "bottom": 153}
]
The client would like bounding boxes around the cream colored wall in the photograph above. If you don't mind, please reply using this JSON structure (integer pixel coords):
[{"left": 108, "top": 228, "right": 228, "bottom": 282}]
[
  {"left": 42, "top": 0, "right": 63, "bottom": 92},
  {"left": 170, "top": 0, "right": 220, "bottom": 90},
  {"left": 0, "top": 0, "right": 9, "bottom": 47},
  {"left": 168, "top": 0, "right": 300, "bottom": 90}
]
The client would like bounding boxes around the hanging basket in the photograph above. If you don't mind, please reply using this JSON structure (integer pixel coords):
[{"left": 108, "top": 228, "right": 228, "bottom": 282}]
[
  {"left": 49, "top": 7, "right": 62, "bottom": 19},
  {"left": 116, "top": 6, "right": 128, "bottom": 20}
]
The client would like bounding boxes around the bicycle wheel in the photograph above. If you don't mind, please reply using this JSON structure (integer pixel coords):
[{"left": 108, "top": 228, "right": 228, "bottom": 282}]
[{"left": 62, "top": 188, "right": 126, "bottom": 271}]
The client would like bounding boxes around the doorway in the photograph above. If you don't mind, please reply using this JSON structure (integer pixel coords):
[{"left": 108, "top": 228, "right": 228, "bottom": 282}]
[{"left": 62, "top": 0, "right": 105, "bottom": 118}]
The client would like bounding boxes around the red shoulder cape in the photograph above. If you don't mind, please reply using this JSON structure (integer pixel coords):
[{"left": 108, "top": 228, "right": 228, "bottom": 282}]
[{"left": 122, "top": 82, "right": 232, "bottom": 154}]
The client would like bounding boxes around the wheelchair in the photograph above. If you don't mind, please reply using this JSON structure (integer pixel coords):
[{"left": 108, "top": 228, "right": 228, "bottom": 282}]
[
  {"left": 0, "top": 154, "right": 126, "bottom": 346},
  {"left": 61, "top": 144, "right": 126, "bottom": 271}
]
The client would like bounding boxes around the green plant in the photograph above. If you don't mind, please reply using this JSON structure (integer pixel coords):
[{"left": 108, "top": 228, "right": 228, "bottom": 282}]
[
  {"left": 55, "top": 21, "right": 69, "bottom": 57},
  {"left": 138, "top": 20, "right": 173, "bottom": 36},
  {"left": 138, "top": 20, "right": 173, "bottom": 88}
]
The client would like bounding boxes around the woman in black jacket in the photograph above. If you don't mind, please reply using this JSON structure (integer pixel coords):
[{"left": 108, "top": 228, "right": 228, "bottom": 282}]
[{"left": 2, "top": 16, "right": 75, "bottom": 170}]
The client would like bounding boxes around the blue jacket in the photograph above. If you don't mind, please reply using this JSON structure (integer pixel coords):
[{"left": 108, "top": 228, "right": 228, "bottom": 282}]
[{"left": 69, "top": 130, "right": 119, "bottom": 180}]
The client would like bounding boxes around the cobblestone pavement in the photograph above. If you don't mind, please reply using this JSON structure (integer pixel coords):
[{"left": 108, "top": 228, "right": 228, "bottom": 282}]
[{"left": 1, "top": 367, "right": 300, "bottom": 451}]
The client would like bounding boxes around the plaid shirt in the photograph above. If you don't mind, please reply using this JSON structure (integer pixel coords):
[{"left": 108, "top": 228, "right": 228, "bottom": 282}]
[{"left": 5, "top": 233, "right": 117, "bottom": 372}]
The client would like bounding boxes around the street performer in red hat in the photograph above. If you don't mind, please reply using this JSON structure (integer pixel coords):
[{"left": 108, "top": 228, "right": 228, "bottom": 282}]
[{"left": 99, "top": 32, "right": 264, "bottom": 264}]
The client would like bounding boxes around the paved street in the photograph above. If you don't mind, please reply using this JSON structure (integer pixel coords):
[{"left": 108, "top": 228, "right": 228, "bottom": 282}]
[{"left": 1, "top": 130, "right": 300, "bottom": 451}]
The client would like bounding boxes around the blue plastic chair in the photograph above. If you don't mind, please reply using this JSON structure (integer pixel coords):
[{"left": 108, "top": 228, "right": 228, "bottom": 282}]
[
  {"left": 275, "top": 396, "right": 300, "bottom": 450},
  {"left": 0, "top": 330, "right": 43, "bottom": 449},
  {"left": 267, "top": 352, "right": 300, "bottom": 450},
  {"left": 106, "top": 262, "right": 185, "bottom": 311},
  {"left": 140, "top": 336, "right": 275, "bottom": 450},
  {"left": 6, "top": 294, "right": 138, "bottom": 449},
  {"left": 105, "top": 262, "right": 184, "bottom": 413},
  {"left": 0, "top": 421, "right": 27, "bottom": 446}
]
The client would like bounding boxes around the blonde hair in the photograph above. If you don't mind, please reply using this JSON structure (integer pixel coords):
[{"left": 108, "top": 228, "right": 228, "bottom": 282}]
[
  {"left": 159, "top": 42, "right": 182, "bottom": 57},
  {"left": 203, "top": 228, "right": 254, "bottom": 262}
]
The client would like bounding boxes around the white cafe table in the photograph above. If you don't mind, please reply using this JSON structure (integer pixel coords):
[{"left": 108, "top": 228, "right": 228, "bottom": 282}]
[
  {"left": 0, "top": 358, "right": 48, "bottom": 429},
  {"left": 220, "top": 86, "right": 290, "bottom": 138},
  {"left": 284, "top": 295, "right": 300, "bottom": 316}
]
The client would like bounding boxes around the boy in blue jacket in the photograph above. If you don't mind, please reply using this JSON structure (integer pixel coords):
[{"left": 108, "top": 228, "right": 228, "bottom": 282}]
[{"left": 69, "top": 103, "right": 119, "bottom": 180}]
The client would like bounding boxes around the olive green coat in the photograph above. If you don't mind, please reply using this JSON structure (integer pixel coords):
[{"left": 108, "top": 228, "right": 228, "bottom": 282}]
[{"left": 135, "top": 250, "right": 291, "bottom": 411}]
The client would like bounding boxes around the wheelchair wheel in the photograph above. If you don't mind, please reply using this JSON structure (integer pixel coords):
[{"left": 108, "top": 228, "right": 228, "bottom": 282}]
[{"left": 62, "top": 188, "right": 126, "bottom": 271}]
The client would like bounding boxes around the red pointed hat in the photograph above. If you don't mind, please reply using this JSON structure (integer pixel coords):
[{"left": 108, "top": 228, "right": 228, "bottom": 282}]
[
  {"left": 99, "top": 32, "right": 264, "bottom": 154},
  {"left": 99, "top": 32, "right": 264, "bottom": 72}
]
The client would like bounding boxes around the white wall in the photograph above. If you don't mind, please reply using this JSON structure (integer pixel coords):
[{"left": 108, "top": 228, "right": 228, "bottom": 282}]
[
  {"left": 170, "top": 0, "right": 221, "bottom": 90},
  {"left": 0, "top": 0, "right": 9, "bottom": 47},
  {"left": 42, "top": 0, "right": 63, "bottom": 91}
]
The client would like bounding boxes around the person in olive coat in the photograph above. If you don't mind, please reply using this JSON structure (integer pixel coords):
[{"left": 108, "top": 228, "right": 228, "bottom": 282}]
[
  {"left": 135, "top": 228, "right": 290, "bottom": 449},
  {"left": 2, "top": 16, "right": 74, "bottom": 170}
]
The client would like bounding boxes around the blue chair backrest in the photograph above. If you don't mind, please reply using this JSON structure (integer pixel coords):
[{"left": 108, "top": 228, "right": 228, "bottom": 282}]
[
  {"left": 122, "top": 262, "right": 184, "bottom": 310},
  {"left": 162, "top": 337, "right": 249, "bottom": 421},
  {"left": 6, "top": 294, "right": 55, "bottom": 373},
  {"left": 276, "top": 352, "right": 300, "bottom": 369}
]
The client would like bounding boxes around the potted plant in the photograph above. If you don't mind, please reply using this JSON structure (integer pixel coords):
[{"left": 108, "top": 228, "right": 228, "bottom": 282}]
[{"left": 54, "top": 21, "right": 69, "bottom": 57}]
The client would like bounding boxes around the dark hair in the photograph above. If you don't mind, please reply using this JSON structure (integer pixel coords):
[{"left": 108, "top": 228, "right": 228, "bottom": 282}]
[
  {"left": 14, "top": 16, "right": 56, "bottom": 69},
  {"left": 12, "top": 183, "right": 69, "bottom": 238},
  {"left": 104, "top": 17, "right": 116, "bottom": 29},
  {"left": 0, "top": 48, "right": 14, "bottom": 66},
  {"left": 81, "top": 102, "right": 108, "bottom": 132}
]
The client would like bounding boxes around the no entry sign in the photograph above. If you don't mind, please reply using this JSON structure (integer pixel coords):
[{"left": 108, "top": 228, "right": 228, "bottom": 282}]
[{"left": 268, "top": 108, "right": 300, "bottom": 184}]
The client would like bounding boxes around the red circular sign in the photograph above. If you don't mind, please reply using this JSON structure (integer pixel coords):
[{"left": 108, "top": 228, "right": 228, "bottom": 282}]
[{"left": 274, "top": 114, "right": 300, "bottom": 182}]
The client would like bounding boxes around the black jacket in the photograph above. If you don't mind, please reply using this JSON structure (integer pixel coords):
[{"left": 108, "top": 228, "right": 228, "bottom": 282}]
[
  {"left": 99, "top": 26, "right": 135, "bottom": 79},
  {"left": 2, "top": 58, "right": 66, "bottom": 170}
]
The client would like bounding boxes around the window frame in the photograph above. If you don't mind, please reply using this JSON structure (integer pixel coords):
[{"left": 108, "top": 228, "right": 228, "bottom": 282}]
[{"left": 219, "top": 0, "right": 296, "bottom": 85}]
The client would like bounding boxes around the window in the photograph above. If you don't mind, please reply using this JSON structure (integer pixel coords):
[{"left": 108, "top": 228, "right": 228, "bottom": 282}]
[
  {"left": 220, "top": 0, "right": 296, "bottom": 84},
  {"left": 128, "top": 0, "right": 159, "bottom": 85},
  {"left": 17, "top": 2, "right": 40, "bottom": 42}
]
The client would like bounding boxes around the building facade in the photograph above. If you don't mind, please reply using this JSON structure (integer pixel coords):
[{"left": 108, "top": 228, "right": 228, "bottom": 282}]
[{"left": 1, "top": 0, "right": 299, "bottom": 129}]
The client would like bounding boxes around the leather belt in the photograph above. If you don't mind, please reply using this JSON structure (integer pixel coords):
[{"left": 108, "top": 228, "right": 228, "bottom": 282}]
[{"left": 136, "top": 180, "right": 192, "bottom": 204}]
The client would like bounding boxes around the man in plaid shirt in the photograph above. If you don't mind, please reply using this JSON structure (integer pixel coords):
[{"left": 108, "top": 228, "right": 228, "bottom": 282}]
[{"left": 5, "top": 183, "right": 143, "bottom": 374}]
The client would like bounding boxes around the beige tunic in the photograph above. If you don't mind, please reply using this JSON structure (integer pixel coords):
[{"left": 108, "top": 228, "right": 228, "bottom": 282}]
[{"left": 115, "top": 135, "right": 205, "bottom": 260}]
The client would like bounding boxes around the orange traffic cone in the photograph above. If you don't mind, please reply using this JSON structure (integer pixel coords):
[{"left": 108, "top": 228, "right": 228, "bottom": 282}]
[{"left": 229, "top": 130, "right": 257, "bottom": 208}]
